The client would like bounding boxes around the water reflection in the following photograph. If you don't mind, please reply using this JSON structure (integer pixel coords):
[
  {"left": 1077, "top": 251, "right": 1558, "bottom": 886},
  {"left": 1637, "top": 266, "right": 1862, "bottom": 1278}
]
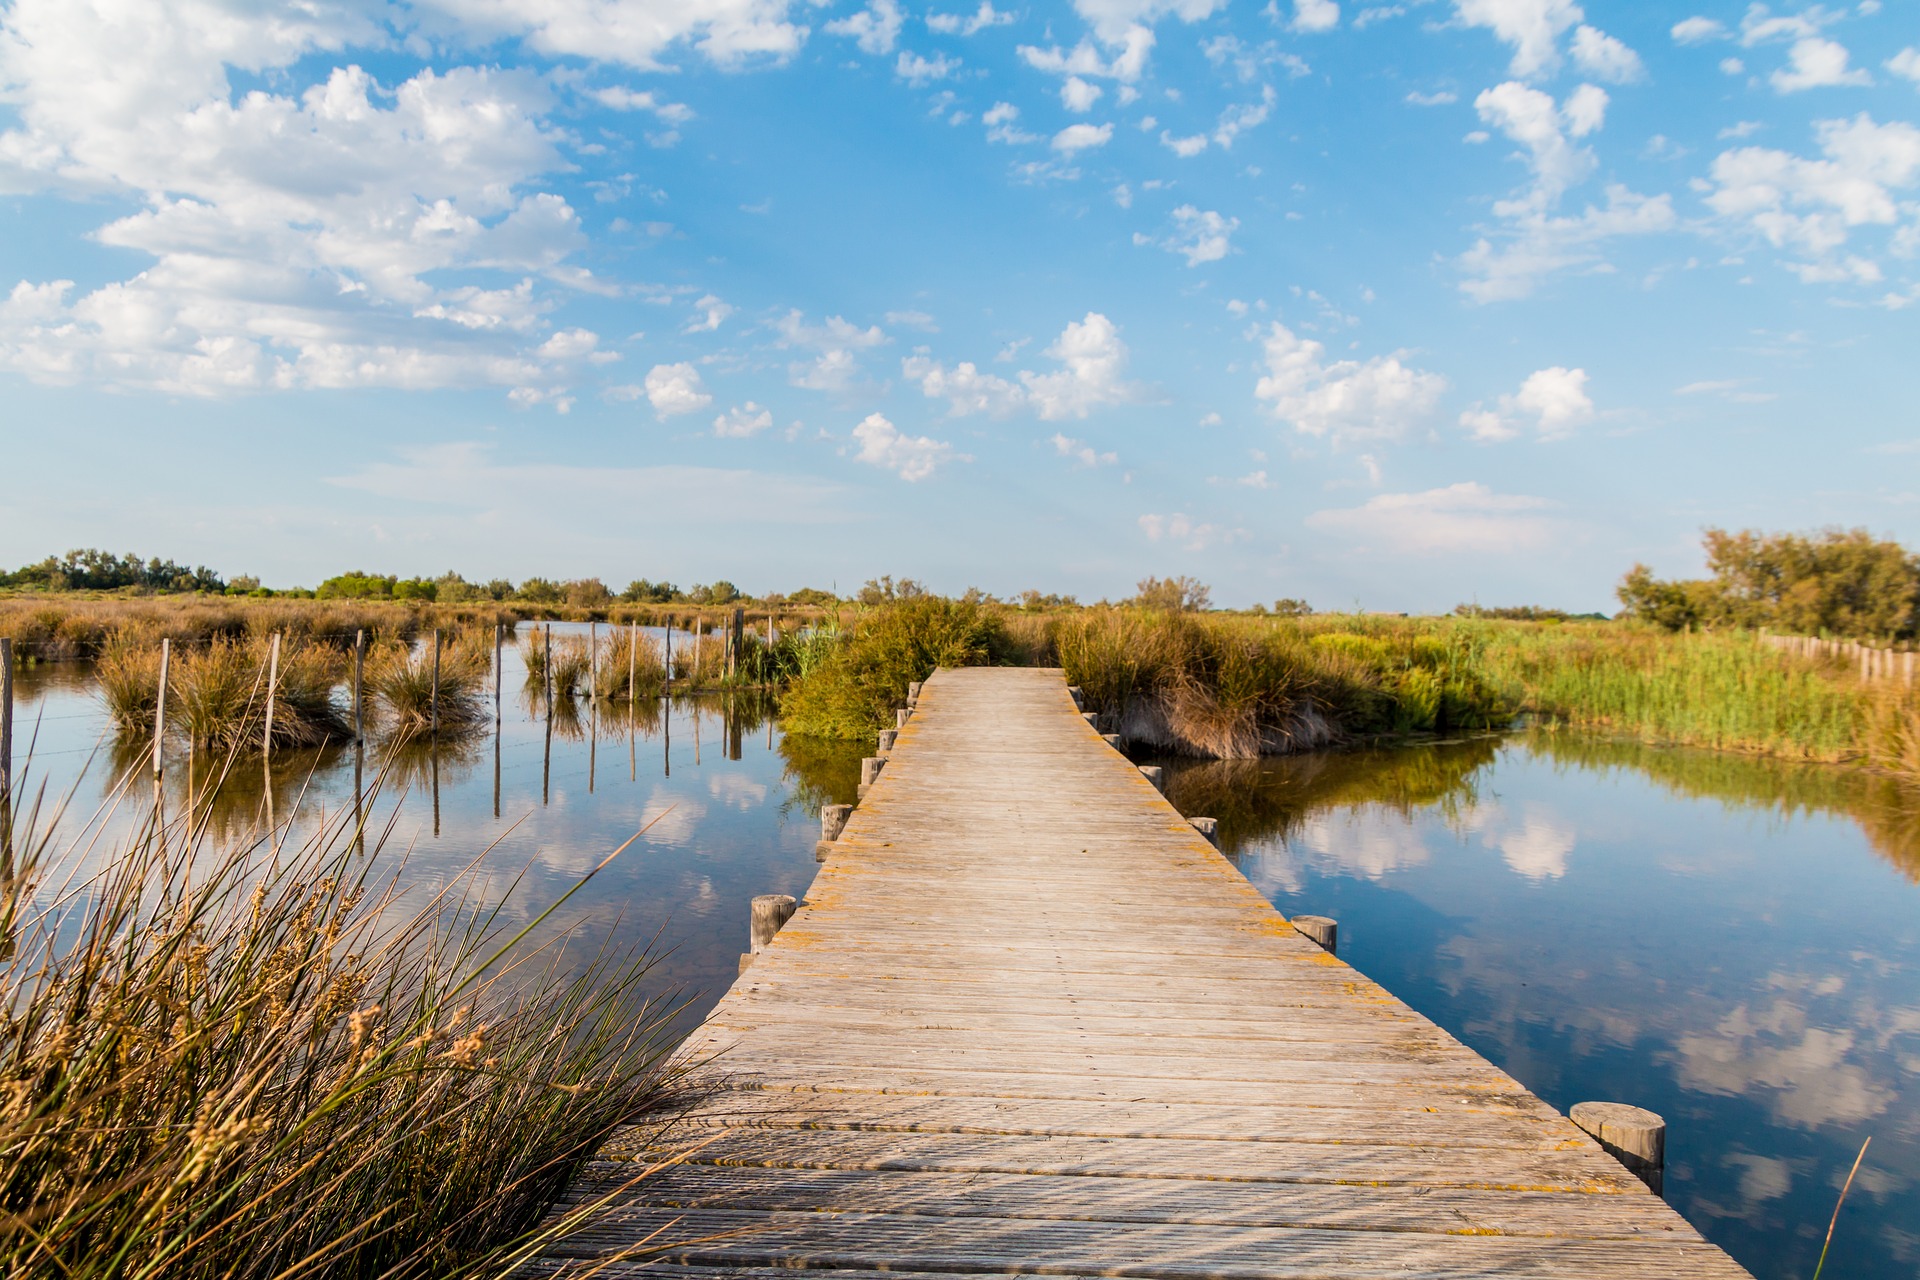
[{"left": 1159, "top": 733, "right": 1920, "bottom": 1280}]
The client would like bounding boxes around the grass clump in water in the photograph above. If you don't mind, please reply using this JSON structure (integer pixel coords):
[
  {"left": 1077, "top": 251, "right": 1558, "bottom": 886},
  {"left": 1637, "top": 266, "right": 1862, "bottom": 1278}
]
[
  {"left": 593, "top": 630, "right": 667, "bottom": 701},
  {"left": 368, "top": 630, "right": 494, "bottom": 739},
  {"left": 0, "top": 764, "right": 690, "bottom": 1279}
]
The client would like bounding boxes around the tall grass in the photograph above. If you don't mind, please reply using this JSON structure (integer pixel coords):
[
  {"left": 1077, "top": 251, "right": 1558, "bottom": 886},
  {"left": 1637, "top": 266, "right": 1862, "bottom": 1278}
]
[
  {"left": 592, "top": 631, "right": 667, "bottom": 701},
  {"left": 369, "top": 631, "right": 494, "bottom": 738},
  {"left": 0, "top": 756, "right": 692, "bottom": 1279}
]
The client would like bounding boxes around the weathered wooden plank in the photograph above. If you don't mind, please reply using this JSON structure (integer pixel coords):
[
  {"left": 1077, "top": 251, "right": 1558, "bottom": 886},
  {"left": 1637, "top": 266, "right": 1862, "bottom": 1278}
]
[{"left": 541, "top": 667, "right": 1750, "bottom": 1280}]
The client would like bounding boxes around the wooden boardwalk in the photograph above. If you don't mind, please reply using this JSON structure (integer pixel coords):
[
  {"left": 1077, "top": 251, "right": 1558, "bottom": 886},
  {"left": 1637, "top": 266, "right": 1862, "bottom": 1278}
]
[{"left": 539, "top": 667, "right": 1751, "bottom": 1278}]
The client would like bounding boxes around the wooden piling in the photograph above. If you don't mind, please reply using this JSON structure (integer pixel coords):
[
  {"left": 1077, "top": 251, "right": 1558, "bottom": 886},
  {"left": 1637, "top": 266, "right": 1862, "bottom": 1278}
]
[
  {"left": 730, "top": 607, "right": 745, "bottom": 680},
  {"left": 908, "top": 680, "right": 922, "bottom": 705},
  {"left": 896, "top": 707, "right": 911, "bottom": 728},
  {"left": 1067, "top": 684, "right": 1084, "bottom": 708},
  {"left": 355, "top": 629, "right": 367, "bottom": 742},
  {"left": 493, "top": 624, "right": 503, "bottom": 721},
  {"left": 877, "top": 728, "right": 898, "bottom": 754},
  {"left": 629, "top": 621, "right": 638, "bottom": 701},
  {"left": 430, "top": 629, "right": 442, "bottom": 737},
  {"left": 1101, "top": 733, "right": 1121, "bottom": 748},
  {"left": 1082, "top": 711, "right": 1099, "bottom": 728},
  {"left": 820, "top": 803, "right": 853, "bottom": 842},
  {"left": 859, "top": 756, "right": 885, "bottom": 797},
  {"left": 745, "top": 893, "right": 799, "bottom": 970},
  {"left": 263, "top": 633, "right": 281, "bottom": 756},
  {"left": 1189, "top": 815, "right": 1219, "bottom": 848},
  {"left": 1138, "top": 764, "right": 1163, "bottom": 792},
  {"left": 1293, "top": 914, "right": 1337, "bottom": 953},
  {"left": 153, "top": 639, "right": 170, "bottom": 779},
  {"left": 1571, "top": 1102, "right": 1666, "bottom": 1194}
]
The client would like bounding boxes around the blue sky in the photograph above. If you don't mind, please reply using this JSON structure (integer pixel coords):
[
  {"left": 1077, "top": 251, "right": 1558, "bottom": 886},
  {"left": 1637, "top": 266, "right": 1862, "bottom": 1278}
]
[{"left": 1, "top": 0, "right": 1915, "bottom": 610}]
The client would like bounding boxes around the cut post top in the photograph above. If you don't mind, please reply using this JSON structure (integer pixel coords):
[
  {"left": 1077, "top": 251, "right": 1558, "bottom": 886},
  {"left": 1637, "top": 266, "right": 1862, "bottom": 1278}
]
[
  {"left": 750, "top": 893, "right": 799, "bottom": 952},
  {"left": 1293, "top": 914, "right": 1338, "bottom": 954}
]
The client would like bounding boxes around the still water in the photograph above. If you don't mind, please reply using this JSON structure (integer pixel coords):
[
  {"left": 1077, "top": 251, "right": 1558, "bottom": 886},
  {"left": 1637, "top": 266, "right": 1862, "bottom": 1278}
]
[
  {"left": 1157, "top": 734, "right": 1920, "bottom": 1280},
  {"left": 7, "top": 638, "right": 1917, "bottom": 1279}
]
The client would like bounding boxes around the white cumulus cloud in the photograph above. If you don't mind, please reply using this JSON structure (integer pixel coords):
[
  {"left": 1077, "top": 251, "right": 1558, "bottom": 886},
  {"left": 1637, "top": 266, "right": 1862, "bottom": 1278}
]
[
  {"left": 713, "top": 401, "right": 773, "bottom": 437},
  {"left": 1570, "top": 25, "right": 1644, "bottom": 83},
  {"left": 1062, "top": 76, "right": 1105, "bottom": 111},
  {"left": 1459, "top": 365, "right": 1594, "bottom": 441},
  {"left": 1771, "top": 37, "right": 1872, "bottom": 92},
  {"left": 1292, "top": 0, "right": 1340, "bottom": 33},
  {"left": 850, "top": 412, "right": 964, "bottom": 480},
  {"left": 643, "top": 362, "right": 711, "bottom": 417},
  {"left": 825, "top": 0, "right": 904, "bottom": 54},
  {"left": 1053, "top": 122, "right": 1114, "bottom": 152},
  {"left": 1453, "top": 0, "right": 1584, "bottom": 80},
  {"left": 1138, "top": 512, "right": 1243, "bottom": 550},
  {"left": 903, "top": 311, "right": 1146, "bottom": 420},
  {"left": 1139, "top": 205, "right": 1240, "bottom": 265},
  {"left": 1255, "top": 322, "right": 1447, "bottom": 446},
  {"left": 927, "top": 1, "right": 1014, "bottom": 34}
]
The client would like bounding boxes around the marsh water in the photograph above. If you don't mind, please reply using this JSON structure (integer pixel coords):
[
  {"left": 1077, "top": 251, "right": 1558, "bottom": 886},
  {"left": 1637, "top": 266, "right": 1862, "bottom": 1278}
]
[{"left": 7, "top": 639, "right": 1918, "bottom": 1280}]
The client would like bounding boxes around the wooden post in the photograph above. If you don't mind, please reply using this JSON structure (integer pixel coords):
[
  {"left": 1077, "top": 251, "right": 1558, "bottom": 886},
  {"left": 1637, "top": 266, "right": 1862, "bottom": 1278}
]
[
  {"left": 152, "top": 638, "right": 170, "bottom": 780},
  {"left": 354, "top": 629, "right": 366, "bottom": 742},
  {"left": 590, "top": 620, "right": 599, "bottom": 696},
  {"left": 664, "top": 614, "right": 674, "bottom": 684},
  {"left": 263, "top": 632, "right": 281, "bottom": 755},
  {"left": 694, "top": 617, "right": 704, "bottom": 686},
  {"left": 896, "top": 707, "right": 911, "bottom": 728},
  {"left": 730, "top": 607, "right": 744, "bottom": 679},
  {"left": 1101, "top": 733, "right": 1122, "bottom": 748},
  {"left": 430, "top": 628, "right": 442, "bottom": 737},
  {"left": 1082, "top": 711, "right": 1099, "bottom": 728},
  {"left": 1138, "top": 764, "right": 1163, "bottom": 792},
  {"left": 877, "top": 728, "right": 898, "bottom": 754},
  {"left": 908, "top": 680, "right": 923, "bottom": 705},
  {"left": 493, "top": 623, "right": 503, "bottom": 721},
  {"left": 820, "top": 803, "right": 852, "bottom": 842},
  {"left": 1067, "top": 685, "right": 1083, "bottom": 708},
  {"left": 1293, "top": 915, "right": 1337, "bottom": 953},
  {"left": 544, "top": 625, "right": 553, "bottom": 709},
  {"left": 628, "top": 621, "right": 637, "bottom": 701},
  {"left": 1189, "top": 816, "right": 1219, "bottom": 848},
  {"left": 750, "top": 893, "right": 798, "bottom": 954},
  {"left": 859, "top": 756, "right": 885, "bottom": 798},
  {"left": 1, "top": 638, "right": 13, "bottom": 808},
  {"left": 1571, "top": 1102, "right": 1665, "bottom": 1194}
]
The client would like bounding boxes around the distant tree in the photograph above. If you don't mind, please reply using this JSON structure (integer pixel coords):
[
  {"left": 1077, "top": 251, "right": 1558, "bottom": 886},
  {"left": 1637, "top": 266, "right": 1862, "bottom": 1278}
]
[
  {"left": 857, "top": 576, "right": 927, "bottom": 606},
  {"left": 1016, "top": 590, "right": 1079, "bottom": 611},
  {"left": 565, "top": 578, "right": 613, "bottom": 608},
  {"left": 2, "top": 549, "right": 224, "bottom": 593},
  {"left": 1133, "top": 576, "right": 1211, "bottom": 613},
  {"left": 1273, "top": 598, "right": 1313, "bottom": 617},
  {"left": 622, "top": 579, "right": 680, "bottom": 604},
  {"left": 225, "top": 575, "right": 262, "bottom": 596},
  {"left": 316, "top": 572, "right": 397, "bottom": 600},
  {"left": 484, "top": 578, "right": 516, "bottom": 600},
  {"left": 1618, "top": 527, "right": 1920, "bottom": 639},
  {"left": 786, "top": 587, "right": 838, "bottom": 608},
  {"left": 391, "top": 578, "right": 437, "bottom": 601},
  {"left": 514, "top": 577, "right": 564, "bottom": 605},
  {"left": 703, "top": 580, "right": 741, "bottom": 605}
]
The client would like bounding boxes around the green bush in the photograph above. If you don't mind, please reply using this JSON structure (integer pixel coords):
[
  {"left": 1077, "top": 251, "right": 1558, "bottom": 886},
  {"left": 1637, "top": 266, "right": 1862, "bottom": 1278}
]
[{"left": 780, "top": 597, "right": 1012, "bottom": 738}]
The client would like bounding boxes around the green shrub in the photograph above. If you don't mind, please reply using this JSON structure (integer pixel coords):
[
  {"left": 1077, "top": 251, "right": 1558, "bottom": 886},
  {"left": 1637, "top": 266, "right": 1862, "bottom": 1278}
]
[{"left": 780, "top": 597, "right": 1012, "bottom": 738}]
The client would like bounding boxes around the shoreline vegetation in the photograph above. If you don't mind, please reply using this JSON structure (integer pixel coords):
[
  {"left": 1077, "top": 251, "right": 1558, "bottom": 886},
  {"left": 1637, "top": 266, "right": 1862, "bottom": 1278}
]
[
  {"left": 5, "top": 525, "right": 1918, "bottom": 779},
  {"left": 0, "top": 751, "right": 693, "bottom": 1279}
]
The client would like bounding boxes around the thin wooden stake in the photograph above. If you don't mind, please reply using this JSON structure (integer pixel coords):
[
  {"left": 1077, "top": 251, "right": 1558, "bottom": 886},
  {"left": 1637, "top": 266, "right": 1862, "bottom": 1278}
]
[
  {"left": 629, "top": 620, "right": 638, "bottom": 702},
  {"left": 263, "top": 633, "right": 281, "bottom": 756},
  {"left": 353, "top": 629, "right": 365, "bottom": 743},
  {"left": 152, "top": 638, "right": 170, "bottom": 780},
  {"left": 430, "top": 629, "right": 442, "bottom": 737},
  {"left": 1, "top": 637, "right": 13, "bottom": 809},
  {"left": 494, "top": 623, "right": 503, "bottom": 720}
]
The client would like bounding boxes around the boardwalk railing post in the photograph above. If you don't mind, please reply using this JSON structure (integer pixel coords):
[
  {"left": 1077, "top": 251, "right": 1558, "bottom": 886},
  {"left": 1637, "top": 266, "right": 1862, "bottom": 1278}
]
[
  {"left": 1293, "top": 915, "right": 1337, "bottom": 954},
  {"left": 859, "top": 756, "right": 885, "bottom": 798},
  {"left": 908, "top": 680, "right": 922, "bottom": 705},
  {"left": 1138, "top": 764, "right": 1163, "bottom": 792},
  {"left": 152, "top": 638, "right": 170, "bottom": 780},
  {"left": 1571, "top": 1103, "right": 1666, "bottom": 1195},
  {"left": 895, "top": 707, "right": 911, "bottom": 728},
  {"left": 1189, "top": 816, "right": 1218, "bottom": 848},
  {"left": 877, "top": 728, "right": 898, "bottom": 754}
]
